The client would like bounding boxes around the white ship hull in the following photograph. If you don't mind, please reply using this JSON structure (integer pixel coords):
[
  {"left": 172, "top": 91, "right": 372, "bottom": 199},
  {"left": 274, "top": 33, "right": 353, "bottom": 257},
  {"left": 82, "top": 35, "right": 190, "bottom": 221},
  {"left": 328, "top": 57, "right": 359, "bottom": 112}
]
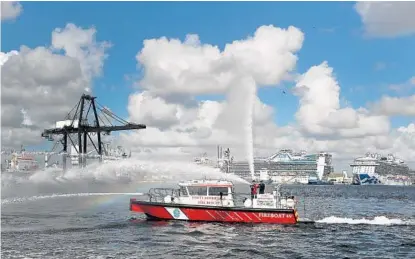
[
  {"left": 350, "top": 153, "right": 413, "bottom": 186},
  {"left": 353, "top": 173, "right": 412, "bottom": 186}
]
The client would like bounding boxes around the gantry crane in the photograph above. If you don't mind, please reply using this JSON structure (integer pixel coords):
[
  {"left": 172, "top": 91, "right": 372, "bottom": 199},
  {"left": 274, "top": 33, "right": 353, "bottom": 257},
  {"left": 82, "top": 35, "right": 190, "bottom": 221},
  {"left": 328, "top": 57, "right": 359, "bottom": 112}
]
[{"left": 41, "top": 94, "right": 146, "bottom": 171}]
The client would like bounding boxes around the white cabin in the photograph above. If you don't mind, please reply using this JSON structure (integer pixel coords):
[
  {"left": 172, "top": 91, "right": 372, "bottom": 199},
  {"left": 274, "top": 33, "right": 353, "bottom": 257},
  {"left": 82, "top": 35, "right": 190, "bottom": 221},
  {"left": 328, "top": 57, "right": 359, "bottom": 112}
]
[
  {"left": 167, "top": 179, "right": 235, "bottom": 207},
  {"left": 160, "top": 179, "right": 296, "bottom": 210}
]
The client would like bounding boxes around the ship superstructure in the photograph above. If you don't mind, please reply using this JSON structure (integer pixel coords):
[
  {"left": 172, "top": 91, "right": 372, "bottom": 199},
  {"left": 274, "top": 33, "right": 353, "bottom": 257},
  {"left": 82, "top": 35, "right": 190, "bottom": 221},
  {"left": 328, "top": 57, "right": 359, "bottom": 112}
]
[
  {"left": 350, "top": 152, "right": 413, "bottom": 185},
  {"left": 2, "top": 152, "right": 40, "bottom": 173},
  {"left": 217, "top": 147, "right": 334, "bottom": 184}
]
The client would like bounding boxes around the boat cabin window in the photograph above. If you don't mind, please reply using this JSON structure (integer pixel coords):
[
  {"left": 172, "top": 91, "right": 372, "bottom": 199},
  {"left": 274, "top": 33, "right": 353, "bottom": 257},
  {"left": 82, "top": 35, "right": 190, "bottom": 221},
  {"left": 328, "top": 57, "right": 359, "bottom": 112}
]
[
  {"left": 208, "top": 187, "right": 229, "bottom": 196},
  {"left": 187, "top": 186, "right": 208, "bottom": 196},
  {"left": 179, "top": 186, "right": 188, "bottom": 196}
]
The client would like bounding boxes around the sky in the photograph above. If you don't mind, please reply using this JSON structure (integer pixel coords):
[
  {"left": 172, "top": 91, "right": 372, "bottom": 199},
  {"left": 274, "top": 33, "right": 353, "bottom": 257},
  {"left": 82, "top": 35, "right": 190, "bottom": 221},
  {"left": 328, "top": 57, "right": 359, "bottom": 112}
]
[{"left": 1, "top": 1, "right": 415, "bottom": 171}]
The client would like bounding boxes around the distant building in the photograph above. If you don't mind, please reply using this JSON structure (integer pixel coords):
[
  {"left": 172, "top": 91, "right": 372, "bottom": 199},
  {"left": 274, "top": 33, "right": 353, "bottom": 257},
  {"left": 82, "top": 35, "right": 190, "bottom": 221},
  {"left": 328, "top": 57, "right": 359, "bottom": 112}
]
[{"left": 327, "top": 171, "right": 352, "bottom": 184}]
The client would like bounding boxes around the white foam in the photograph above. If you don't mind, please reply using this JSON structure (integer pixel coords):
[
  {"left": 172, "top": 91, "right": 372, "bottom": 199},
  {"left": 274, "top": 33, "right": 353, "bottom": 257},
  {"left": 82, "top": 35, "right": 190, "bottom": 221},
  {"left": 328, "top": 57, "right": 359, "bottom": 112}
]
[
  {"left": 1, "top": 192, "right": 145, "bottom": 205},
  {"left": 317, "top": 216, "right": 414, "bottom": 226}
]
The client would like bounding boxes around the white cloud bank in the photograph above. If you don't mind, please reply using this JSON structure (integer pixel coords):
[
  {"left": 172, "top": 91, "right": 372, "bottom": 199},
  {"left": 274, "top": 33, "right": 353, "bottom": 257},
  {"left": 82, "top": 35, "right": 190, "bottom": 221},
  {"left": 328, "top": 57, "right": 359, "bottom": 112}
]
[
  {"left": 355, "top": 2, "right": 415, "bottom": 38},
  {"left": 1, "top": 23, "right": 110, "bottom": 147},
  {"left": 118, "top": 24, "right": 415, "bottom": 169},
  {"left": 2, "top": 3, "right": 414, "bottom": 171}
]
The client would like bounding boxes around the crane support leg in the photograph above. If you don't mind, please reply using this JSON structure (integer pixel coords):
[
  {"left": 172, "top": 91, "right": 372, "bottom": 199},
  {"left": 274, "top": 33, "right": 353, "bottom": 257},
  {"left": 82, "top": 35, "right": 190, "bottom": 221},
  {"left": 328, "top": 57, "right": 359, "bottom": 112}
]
[{"left": 63, "top": 133, "right": 67, "bottom": 172}]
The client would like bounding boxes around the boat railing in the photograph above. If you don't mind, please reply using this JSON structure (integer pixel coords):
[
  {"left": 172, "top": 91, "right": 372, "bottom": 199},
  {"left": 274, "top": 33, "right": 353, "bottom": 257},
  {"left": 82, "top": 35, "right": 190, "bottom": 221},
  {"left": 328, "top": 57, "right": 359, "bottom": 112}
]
[
  {"left": 233, "top": 192, "right": 297, "bottom": 209},
  {"left": 148, "top": 188, "right": 180, "bottom": 203}
]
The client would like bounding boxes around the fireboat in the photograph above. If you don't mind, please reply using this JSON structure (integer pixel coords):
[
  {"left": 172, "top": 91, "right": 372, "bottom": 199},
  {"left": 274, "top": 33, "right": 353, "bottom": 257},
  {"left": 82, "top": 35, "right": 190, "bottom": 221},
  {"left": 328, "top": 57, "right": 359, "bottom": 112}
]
[{"left": 130, "top": 179, "right": 314, "bottom": 224}]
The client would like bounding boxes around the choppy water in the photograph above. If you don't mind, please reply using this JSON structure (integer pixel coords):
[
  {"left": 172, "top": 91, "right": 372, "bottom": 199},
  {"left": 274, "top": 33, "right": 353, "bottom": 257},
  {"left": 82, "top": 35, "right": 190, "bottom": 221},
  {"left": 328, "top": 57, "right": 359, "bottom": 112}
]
[{"left": 2, "top": 182, "right": 415, "bottom": 259}]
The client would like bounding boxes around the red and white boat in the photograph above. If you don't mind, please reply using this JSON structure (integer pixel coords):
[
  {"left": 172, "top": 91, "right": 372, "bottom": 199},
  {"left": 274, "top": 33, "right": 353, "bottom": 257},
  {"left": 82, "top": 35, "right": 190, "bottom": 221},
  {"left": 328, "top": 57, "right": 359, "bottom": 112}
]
[{"left": 130, "top": 179, "right": 311, "bottom": 224}]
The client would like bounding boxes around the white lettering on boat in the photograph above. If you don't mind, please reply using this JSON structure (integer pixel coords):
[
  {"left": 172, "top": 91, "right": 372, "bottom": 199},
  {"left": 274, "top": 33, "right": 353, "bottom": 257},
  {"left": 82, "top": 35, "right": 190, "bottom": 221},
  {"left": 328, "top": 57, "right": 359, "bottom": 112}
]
[
  {"left": 190, "top": 195, "right": 224, "bottom": 205},
  {"left": 191, "top": 196, "right": 221, "bottom": 200},
  {"left": 258, "top": 213, "right": 293, "bottom": 218},
  {"left": 196, "top": 200, "right": 221, "bottom": 205}
]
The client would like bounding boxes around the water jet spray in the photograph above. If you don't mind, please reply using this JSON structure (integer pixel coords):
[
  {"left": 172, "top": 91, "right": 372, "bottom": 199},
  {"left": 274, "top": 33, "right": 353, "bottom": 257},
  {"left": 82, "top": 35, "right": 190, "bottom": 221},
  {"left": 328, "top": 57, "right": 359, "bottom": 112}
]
[{"left": 243, "top": 78, "right": 256, "bottom": 180}]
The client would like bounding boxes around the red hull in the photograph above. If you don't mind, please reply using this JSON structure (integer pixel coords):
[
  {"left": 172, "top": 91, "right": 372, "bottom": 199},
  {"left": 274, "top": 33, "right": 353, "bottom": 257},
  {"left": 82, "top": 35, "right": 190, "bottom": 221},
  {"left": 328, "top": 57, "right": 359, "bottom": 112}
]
[{"left": 130, "top": 199, "right": 298, "bottom": 224}]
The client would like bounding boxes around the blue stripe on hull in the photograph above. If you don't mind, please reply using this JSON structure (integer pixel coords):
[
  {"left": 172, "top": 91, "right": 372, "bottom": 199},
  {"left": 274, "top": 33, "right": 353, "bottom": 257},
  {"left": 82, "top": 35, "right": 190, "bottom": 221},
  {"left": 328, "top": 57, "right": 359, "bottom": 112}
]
[{"left": 353, "top": 174, "right": 382, "bottom": 185}]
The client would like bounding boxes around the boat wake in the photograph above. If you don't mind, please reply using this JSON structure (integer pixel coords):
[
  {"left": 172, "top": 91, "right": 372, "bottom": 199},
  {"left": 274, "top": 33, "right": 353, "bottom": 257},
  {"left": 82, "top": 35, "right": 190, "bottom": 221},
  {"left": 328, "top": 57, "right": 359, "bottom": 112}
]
[
  {"left": 316, "top": 216, "right": 415, "bottom": 226},
  {"left": 1, "top": 192, "right": 145, "bottom": 205}
]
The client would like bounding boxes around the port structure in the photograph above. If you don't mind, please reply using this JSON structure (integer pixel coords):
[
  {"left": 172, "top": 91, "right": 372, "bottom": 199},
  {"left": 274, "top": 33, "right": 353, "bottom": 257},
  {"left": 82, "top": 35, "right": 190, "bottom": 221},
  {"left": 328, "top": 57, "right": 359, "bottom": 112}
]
[{"left": 41, "top": 94, "right": 146, "bottom": 171}]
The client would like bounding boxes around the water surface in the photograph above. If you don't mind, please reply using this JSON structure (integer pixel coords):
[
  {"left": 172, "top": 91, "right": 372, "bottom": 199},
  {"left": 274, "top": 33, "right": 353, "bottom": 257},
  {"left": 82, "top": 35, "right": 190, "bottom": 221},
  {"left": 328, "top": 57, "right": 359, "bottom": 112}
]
[{"left": 2, "top": 184, "right": 415, "bottom": 259}]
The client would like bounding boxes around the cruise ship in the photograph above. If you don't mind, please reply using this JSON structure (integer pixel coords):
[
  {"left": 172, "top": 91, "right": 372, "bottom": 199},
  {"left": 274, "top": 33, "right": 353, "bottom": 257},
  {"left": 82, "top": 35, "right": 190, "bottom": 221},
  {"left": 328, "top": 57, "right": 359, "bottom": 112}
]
[
  {"left": 350, "top": 152, "right": 413, "bottom": 186},
  {"left": 217, "top": 147, "right": 334, "bottom": 184}
]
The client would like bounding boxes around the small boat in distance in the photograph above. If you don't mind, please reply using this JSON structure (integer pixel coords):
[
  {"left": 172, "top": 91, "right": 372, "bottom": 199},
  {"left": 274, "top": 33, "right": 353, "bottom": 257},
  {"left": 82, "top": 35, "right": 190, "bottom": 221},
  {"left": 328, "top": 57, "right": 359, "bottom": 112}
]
[{"left": 130, "top": 179, "right": 313, "bottom": 224}]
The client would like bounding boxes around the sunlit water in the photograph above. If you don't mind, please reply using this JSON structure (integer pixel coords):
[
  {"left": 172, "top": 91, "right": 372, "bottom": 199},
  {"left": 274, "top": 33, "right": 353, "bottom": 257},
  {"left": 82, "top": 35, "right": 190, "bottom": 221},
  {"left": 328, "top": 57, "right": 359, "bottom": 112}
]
[{"left": 1, "top": 161, "right": 415, "bottom": 258}]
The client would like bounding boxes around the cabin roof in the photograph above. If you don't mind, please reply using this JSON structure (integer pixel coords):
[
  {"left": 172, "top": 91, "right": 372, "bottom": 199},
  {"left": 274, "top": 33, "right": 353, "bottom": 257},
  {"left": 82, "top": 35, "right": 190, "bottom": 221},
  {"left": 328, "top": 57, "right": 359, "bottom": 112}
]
[{"left": 178, "top": 179, "right": 233, "bottom": 187}]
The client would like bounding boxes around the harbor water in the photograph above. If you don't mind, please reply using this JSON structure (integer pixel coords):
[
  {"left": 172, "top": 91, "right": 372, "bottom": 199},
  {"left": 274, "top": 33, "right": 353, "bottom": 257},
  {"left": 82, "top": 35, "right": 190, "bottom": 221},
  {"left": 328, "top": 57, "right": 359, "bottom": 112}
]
[{"left": 2, "top": 180, "right": 415, "bottom": 259}]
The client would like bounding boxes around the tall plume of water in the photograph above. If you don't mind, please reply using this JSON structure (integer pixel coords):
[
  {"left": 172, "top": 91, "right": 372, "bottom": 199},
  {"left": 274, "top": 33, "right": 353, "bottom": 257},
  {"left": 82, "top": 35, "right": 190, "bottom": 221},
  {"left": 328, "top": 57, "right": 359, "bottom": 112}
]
[
  {"left": 221, "top": 76, "right": 257, "bottom": 181},
  {"left": 243, "top": 77, "right": 257, "bottom": 180}
]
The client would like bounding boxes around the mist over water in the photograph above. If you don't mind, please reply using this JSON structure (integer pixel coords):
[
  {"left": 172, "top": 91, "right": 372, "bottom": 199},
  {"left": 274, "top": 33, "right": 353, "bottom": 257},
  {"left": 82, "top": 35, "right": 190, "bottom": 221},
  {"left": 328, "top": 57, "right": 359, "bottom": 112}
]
[{"left": 1, "top": 158, "right": 250, "bottom": 200}]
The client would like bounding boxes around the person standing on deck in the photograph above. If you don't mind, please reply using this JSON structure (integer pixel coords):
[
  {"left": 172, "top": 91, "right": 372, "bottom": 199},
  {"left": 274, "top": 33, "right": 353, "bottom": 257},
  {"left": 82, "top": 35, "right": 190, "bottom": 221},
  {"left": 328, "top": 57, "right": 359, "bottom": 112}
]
[
  {"left": 251, "top": 180, "right": 258, "bottom": 199},
  {"left": 250, "top": 181, "right": 254, "bottom": 199},
  {"left": 259, "top": 180, "right": 265, "bottom": 194}
]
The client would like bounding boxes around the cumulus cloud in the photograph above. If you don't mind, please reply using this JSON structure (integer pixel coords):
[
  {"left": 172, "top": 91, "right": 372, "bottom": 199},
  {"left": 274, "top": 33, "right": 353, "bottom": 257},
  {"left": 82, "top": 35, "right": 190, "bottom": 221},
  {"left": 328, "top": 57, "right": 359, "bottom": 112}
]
[
  {"left": 137, "top": 25, "right": 304, "bottom": 97},
  {"left": 355, "top": 2, "right": 415, "bottom": 38},
  {"left": 118, "top": 24, "right": 415, "bottom": 170},
  {"left": 294, "top": 61, "right": 390, "bottom": 138},
  {"left": 128, "top": 91, "right": 183, "bottom": 130},
  {"left": 124, "top": 24, "right": 305, "bottom": 167},
  {"left": 51, "top": 24, "right": 111, "bottom": 79},
  {"left": 1, "top": 23, "right": 110, "bottom": 148},
  {"left": 369, "top": 77, "right": 415, "bottom": 117},
  {"left": 371, "top": 95, "right": 415, "bottom": 116},
  {"left": 1, "top": 1, "right": 22, "bottom": 21}
]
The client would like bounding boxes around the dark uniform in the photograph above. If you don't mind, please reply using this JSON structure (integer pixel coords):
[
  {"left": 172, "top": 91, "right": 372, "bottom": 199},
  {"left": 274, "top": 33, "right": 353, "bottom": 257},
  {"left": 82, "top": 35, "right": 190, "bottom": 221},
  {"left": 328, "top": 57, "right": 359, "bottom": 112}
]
[{"left": 259, "top": 181, "right": 265, "bottom": 194}]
